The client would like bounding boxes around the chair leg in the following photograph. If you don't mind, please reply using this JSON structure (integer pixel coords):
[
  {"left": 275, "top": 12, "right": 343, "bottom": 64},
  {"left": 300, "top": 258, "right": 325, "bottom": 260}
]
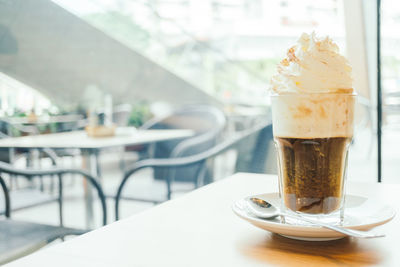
[
  {"left": 119, "top": 151, "right": 126, "bottom": 172},
  {"left": 8, "top": 174, "right": 13, "bottom": 190},
  {"left": 58, "top": 174, "right": 64, "bottom": 227},
  {"left": 13, "top": 175, "right": 19, "bottom": 189},
  {"left": 193, "top": 160, "right": 208, "bottom": 188},
  {"left": 71, "top": 154, "right": 81, "bottom": 187},
  {"left": 8, "top": 148, "right": 16, "bottom": 184},
  {"left": 38, "top": 153, "right": 44, "bottom": 192},
  {"left": 39, "top": 177, "right": 44, "bottom": 192},
  {"left": 196, "top": 165, "right": 207, "bottom": 188},
  {"left": 95, "top": 152, "right": 102, "bottom": 181},
  {"left": 49, "top": 175, "right": 55, "bottom": 194},
  {"left": 166, "top": 177, "right": 172, "bottom": 200}
]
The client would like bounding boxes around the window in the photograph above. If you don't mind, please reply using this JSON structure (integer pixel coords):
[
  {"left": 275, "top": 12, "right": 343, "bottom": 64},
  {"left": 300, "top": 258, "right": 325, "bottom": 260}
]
[{"left": 381, "top": 0, "right": 400, "bottom": 182}]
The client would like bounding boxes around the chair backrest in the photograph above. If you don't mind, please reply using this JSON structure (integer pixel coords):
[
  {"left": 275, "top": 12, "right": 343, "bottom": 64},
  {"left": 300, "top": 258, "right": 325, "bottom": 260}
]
[
  {"left": 141, "top": 105, "right": 225, "bottom": 133},
  {"left": 141, "top": 105, "right": 226, "bottom": 183},
  {"left": 234, "top": 123, "right": 274, "bottom": 174}
]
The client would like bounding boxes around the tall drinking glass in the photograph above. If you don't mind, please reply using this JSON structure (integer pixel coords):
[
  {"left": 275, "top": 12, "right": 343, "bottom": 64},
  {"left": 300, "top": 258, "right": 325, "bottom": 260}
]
[{"left": 271, "top": 92, "right": 356, "bottom": 224}]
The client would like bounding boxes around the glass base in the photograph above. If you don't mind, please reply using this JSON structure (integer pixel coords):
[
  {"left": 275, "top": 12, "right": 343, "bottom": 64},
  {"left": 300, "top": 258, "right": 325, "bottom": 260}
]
[{"left": 280, "top": 207, "right": 344, "bottom": 226}]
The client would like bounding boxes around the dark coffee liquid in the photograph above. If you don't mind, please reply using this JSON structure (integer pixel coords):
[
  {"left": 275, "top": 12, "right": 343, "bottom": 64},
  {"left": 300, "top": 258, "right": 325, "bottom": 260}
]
[{"left": 275, "top": 137, "right": 351, "bottom": 214}]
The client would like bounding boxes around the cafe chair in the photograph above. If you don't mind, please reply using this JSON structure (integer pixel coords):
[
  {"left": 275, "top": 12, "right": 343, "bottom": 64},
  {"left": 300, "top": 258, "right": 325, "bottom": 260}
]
[
  {"left": 0, "top": 120, "right": 67, "bottom": 194},
  {"left": 123, "top": 105, "right": 225, "bottom": 162},
  {"left": 115, "top": 121, "right": 272, "bottom": 220},
  {"left": 0, "top": 149, "right": 63, "bottom": 218},
  {"left": 0, "top": 163, "right": 107, "bottom": 265},
  {"left": 116, "top": 105, "right": 226, "bottom": 203},
  {"left": 0, "top": 118, "right": 85, "bottom": 193},
  {"left": 139, "top": 105, "right": 226, "bottom": 178}
]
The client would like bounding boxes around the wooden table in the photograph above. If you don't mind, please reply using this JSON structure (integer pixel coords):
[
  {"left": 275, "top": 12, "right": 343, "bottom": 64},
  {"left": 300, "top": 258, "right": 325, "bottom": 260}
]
[
  {"left": 4, "top": 173, "right": 399, "bottom": 266},
  {"left": 0, "top": 127, "right": 194, "bottom": 228}
]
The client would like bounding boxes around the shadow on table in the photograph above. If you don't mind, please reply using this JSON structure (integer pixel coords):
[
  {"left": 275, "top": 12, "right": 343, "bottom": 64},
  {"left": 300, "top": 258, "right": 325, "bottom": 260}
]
[{"left": 241, "top": 233, "right": 382, "bottom": 266}]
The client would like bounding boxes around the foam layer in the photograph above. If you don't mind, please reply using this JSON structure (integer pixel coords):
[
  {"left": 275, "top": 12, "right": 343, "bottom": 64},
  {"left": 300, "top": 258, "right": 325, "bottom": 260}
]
[
  {"left": 270, "top": 33, "right": 353, "bottom": 94},
  {"left": 271, "top": 93, "right": 355, "bottom": 138}
]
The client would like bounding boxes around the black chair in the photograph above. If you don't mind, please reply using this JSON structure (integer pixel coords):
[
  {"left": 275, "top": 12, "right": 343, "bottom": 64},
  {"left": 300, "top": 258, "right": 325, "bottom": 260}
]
[
  {"left": 0, "top": 119, "right": 68, "bottom": 216},
  {"left": 0, "top": 163, "right": 107, "bottom": 265},
  {"left": 0, "top": 148, "right": 61, "bottom": 218},
  {"left": 115, "top": 121, "right": 272, "bottom": 220},
  {"left": 118, "top": 105, "right": 226, "bottom": 202},
  {"left": 124, "top": 105, "right": 226, "bottom": 159},
  {"left": 142, "top": 105, "right": 226, "bottom": 176}
]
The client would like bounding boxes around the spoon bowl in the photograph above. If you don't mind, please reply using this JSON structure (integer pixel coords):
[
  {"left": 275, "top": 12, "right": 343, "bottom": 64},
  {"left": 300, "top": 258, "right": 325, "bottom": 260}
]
[{"left": 246, "top": 197, "right": 279, "bottom": 219}]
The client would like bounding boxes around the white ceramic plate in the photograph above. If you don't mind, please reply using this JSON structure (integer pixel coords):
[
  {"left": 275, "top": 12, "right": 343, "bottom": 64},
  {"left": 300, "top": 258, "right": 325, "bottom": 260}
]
[{"left": 232, "top": 193, "right": 396, "bottom": 241}]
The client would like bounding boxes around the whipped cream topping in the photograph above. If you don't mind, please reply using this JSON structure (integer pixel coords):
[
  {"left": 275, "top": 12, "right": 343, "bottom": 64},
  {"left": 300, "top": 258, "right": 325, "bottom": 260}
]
[{"left": 271, "top": 33, "right": 353, "bottom": 94}]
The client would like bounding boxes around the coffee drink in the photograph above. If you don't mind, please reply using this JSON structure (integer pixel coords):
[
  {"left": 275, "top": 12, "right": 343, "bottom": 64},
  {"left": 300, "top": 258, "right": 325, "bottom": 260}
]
[
  {"left": 271, "top": 92, "right": 355, "bottom": 216},
  {"left": 275, "top": 137, "right": 351, "bottom": 214},
  {"left": 270, "top": 33, "right": 356, "bottom": 219}
]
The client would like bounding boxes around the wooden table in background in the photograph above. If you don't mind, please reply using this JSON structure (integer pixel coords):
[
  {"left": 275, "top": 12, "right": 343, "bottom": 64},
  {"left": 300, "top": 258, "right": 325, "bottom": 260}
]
[{"left": 5, "top": 173, "right": 400, "bottom": 266}]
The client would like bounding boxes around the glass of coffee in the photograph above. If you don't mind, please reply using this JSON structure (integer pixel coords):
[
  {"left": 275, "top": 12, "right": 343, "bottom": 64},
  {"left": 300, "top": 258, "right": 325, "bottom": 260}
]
[{"left": 271, "top": 92, "right": 356, "bottom": 224}]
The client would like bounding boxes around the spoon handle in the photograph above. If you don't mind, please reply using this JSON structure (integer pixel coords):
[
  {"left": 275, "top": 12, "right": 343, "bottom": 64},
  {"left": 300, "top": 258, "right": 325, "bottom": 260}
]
[{"left": 281, "top": 213, "right": 385, "bottom": 238}]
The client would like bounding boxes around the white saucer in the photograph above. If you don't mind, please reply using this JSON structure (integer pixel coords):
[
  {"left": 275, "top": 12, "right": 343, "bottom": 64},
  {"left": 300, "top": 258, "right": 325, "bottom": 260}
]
[{"left": 232, "top": 193, "right": 395, "bottom": 241}]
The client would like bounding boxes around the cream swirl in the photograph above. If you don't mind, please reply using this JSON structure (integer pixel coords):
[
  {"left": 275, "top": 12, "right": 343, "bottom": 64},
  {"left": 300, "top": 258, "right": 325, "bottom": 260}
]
[{"left": 271, "top": 32, "right": 353, "bottom": 94}]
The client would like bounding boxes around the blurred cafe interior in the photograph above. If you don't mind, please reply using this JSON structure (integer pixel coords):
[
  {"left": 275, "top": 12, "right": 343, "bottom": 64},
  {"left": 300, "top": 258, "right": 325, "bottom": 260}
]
[{"left": 0, "top": 0, "right": 399, "bottom": 266}]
